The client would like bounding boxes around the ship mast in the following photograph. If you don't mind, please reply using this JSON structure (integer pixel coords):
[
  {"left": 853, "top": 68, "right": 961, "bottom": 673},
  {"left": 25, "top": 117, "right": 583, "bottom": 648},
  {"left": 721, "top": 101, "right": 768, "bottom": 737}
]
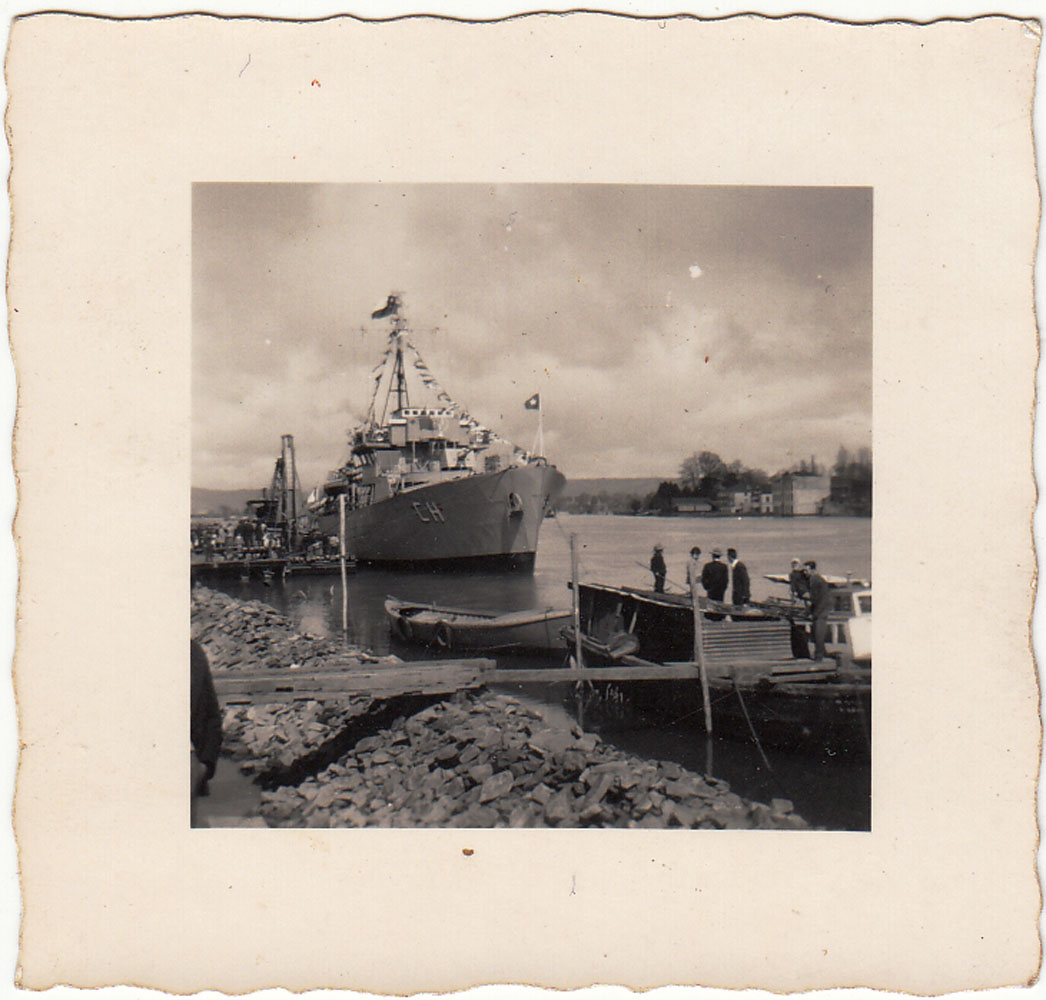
[
  {"left": 391, "top": 323, "right": 410, "bottom": 416},
  {"left": 372, "top": 294, "right": 409, "bottom": 426}
]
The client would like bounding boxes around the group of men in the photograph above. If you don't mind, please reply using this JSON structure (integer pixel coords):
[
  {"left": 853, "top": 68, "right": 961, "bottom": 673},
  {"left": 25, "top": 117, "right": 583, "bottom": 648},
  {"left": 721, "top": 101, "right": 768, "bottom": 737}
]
[
  {"left": 649, "top": 544, "right": 751, "bottom": 606},
  {"left": 647, "top": 547, "right": 833, "bottom": 662}
]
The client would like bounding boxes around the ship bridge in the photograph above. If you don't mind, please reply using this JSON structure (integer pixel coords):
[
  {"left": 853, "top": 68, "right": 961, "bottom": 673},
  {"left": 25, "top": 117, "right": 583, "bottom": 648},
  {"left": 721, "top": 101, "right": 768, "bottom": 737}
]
[{"left": 387, "top": 408, "right": 468, "bottom": 448}]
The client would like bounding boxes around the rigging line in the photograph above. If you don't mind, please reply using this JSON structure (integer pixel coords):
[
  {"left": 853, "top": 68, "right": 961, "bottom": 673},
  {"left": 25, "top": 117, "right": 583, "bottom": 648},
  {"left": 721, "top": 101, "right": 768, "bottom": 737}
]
[
  {"left": 553, "top": 516, "right": 598, "bottom": 581},
  {"left": 731, "top": 670, "right": 776, "bottom": 778},
  {"left": 630, "top": 560, "right": 687, "bottom": 594}
]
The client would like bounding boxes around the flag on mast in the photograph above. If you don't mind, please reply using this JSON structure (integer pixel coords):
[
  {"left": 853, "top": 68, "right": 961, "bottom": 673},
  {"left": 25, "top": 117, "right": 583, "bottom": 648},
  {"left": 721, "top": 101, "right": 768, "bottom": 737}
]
[
  {"left": 371, "top": 294, "right": 400, "bottom": 319},
  {"left": 525, "top": 393, "right": 544, "bottom": 457}
]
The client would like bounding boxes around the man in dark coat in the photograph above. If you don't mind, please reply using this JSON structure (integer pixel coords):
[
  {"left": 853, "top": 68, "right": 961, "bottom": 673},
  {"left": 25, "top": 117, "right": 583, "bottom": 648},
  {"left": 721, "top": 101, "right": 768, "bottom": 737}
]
[
  {"left": 701, "top": 549, "right": 729, "bottom": 601},
  {"left": 191, "top": 640, "right": 223, "bottom": 800},
  {"left": 727, "top": 547, "right": 751, "bottom": 606},
  {"left": 804, "top": 560, "right": 832, "bottom": 662},
  {"left": 649, "top": 544, "right": 667, "bottom": 593}
]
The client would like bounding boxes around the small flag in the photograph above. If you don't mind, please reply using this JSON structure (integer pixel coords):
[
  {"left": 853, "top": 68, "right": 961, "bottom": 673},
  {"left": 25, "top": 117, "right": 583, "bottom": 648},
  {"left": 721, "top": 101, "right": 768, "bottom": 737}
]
[
  {"left": 370, "top": 294, "right": 400, "bottom": 319},
  {"left": 525, "top": 393, "right": 541, "bottom": 410}
]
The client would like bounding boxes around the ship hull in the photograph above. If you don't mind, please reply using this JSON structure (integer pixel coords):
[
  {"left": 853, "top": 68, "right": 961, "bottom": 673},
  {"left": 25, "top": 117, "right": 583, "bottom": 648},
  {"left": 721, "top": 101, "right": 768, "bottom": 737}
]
[{"left": 319, "top": 464, "right": 565, "bottom": 569}]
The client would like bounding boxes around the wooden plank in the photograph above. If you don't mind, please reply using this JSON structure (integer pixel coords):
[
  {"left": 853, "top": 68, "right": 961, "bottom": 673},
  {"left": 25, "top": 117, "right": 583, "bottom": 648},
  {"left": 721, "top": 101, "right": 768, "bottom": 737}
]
[
  {"left": 214, "top": 670, "right": 485, "bottom": 695},
  {"left": 212, "top": 657, "right": 494, "bottom": 681},
  {"left": 491, "top": 664, "right": 703, "bottom": 683},
  {"left": 665, "top": 658, "right": 806, "bottom": 678},
  {"left": 212, "top": 658, "right": 496, "bottom": 700}
]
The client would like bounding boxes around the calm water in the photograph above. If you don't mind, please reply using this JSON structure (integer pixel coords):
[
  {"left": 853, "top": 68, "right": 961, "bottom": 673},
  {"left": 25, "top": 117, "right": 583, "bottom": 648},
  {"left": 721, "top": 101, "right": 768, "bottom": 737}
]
[
  {"left": 230, "top": 513, "right": 871, "bottom": 650},
  {"left": 209, "top": 514, "right": 872, "bottom": 829}
]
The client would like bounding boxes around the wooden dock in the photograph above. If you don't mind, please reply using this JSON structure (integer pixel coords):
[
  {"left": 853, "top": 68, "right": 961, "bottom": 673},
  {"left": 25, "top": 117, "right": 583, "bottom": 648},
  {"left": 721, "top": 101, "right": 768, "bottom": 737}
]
[
  {"left": 213, "top": 658, "right": 496, "bottom": 704},
  {"left": 491, "top": 663, "right": 703, "bottom": 683},
  {"left": 211, "top": 656, "right": 762, "bottom": 706},
  {"left": 192, "top": 553, "right": 356, "bottom": 583}
]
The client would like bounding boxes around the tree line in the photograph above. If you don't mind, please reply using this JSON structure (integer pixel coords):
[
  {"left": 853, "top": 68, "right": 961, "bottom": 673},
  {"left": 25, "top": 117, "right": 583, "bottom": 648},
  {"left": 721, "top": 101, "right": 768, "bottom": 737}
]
[{"left": 557, "top": 446, "right": 872, "bottom": 515}]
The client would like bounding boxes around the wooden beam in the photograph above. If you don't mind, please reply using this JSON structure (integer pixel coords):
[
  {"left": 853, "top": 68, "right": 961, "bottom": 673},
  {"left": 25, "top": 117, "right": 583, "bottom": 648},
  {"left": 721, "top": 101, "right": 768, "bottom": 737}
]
[
  {"left": 490, "top": 664, "right": 704, "bottom": 683},
  {"left": 212, "top": 658, "right": 496, "bottom": 700}
]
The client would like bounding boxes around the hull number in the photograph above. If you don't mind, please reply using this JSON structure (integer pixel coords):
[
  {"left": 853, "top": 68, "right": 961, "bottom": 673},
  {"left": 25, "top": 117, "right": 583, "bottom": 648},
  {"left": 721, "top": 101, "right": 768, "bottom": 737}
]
[{"left": 412, "top": 501, "right": 446, "bottom": 523}]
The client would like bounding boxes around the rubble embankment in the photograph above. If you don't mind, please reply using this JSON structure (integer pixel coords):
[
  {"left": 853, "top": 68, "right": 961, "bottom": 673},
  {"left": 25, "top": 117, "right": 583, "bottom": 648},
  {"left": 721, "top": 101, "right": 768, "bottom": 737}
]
[
  {"left": 192, "top": 586, "right": 808, "bottom": 830},
  {"left": 260, "top": 690, "right": 807, "bottom": 829},
  {"left": 191, "top": 585, "right": 382, "bottom": 672}
]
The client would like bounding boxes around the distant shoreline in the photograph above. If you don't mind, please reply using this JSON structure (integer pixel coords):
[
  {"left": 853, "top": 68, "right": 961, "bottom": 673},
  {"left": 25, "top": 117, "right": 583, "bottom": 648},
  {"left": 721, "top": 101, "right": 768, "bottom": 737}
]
[{"left": 191, "top": 477, "right": 671, "bottom": 516}]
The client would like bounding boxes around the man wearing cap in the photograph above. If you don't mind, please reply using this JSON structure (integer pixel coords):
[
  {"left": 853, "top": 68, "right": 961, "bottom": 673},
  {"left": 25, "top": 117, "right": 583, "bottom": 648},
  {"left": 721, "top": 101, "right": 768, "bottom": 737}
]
[
  {"left": 786, "top": 558, "right": 812, "bottom": 658},
  {"left": 804, "top": 560, "right": 831, "bottom": 662},
  {"left": 649, "top": 544, "right": 667, "bottom": 593},
  {"left": 789, "top": 557, "right": 808, "bottom": 600}
]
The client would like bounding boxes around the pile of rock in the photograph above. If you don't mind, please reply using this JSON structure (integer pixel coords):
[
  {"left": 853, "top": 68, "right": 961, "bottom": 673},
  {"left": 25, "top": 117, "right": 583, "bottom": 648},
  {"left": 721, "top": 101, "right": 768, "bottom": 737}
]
[
  {"left": 259, "top": 691, "right": 807, "bottom": 830},
  {"left": 222, "top": 697, "right": 374, "bottom": 776},
  {"left": 191, "top": 586, "right": 360, "bottom": 671}
]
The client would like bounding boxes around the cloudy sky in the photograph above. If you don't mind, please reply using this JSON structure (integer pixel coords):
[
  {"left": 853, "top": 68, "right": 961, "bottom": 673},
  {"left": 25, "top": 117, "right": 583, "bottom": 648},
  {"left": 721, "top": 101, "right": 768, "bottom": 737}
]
[{"left": 193, "top": 184, "right": 871, "bottom": 491}]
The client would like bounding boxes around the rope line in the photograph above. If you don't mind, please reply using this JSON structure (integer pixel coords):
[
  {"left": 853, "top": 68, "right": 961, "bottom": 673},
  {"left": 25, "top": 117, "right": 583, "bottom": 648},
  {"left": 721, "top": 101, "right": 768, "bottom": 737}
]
[{"left": 731, "top": 671, "right": 775, "bottom": 776}]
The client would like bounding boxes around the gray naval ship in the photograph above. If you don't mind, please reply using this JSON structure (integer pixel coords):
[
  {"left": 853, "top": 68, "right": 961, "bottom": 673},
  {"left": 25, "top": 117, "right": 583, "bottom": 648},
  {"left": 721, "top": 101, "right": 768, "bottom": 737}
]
[{"left": 311, "top": 295, "right": 565, "bottom": 570}]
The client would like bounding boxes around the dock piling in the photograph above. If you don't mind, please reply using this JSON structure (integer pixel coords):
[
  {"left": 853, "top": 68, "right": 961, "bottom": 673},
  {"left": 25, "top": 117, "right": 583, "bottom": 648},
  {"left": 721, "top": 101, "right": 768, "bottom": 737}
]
[
  {"left": 339, "top": 493, "right": 349, "bottom": 635},
  {"left": 689, "top": 566, "right": 714, "bottom": 737},
  {"left": 570, "top": 533, "right": 584, "bottom": 671}
]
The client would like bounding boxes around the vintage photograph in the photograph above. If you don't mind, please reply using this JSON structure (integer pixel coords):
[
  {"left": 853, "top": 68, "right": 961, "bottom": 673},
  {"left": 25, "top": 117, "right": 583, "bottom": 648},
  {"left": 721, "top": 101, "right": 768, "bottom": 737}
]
[
  {"left": 191, "top": 183, "right": 873, "bottom": 831},
  {"left": 12, "top": 10, "right": 1039, "bottom": 992}
]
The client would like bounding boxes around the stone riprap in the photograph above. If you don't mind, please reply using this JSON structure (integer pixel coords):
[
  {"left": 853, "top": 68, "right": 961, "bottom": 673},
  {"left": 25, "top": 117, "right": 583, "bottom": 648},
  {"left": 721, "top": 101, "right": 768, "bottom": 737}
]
[
  {"left": 192, "top": 587, "right": 808, "bottom": 830},
  {"left": 191, "top": 585, "right": 384, "bottom": 672},
  {"left": 222, "top": 698, "right": 374, "bottom": 777},
  {"left": 259, "top": 691, "right": 808, "bottom": 830}
]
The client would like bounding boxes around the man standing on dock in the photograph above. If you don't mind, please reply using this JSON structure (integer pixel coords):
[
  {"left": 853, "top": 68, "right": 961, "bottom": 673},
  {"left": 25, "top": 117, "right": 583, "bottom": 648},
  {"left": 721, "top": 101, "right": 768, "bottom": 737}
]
[
  {"left": 650, "top": 544, "right": 667, "bottom": 593},
  {"left": 727, "top": 547, "right": 750, "bottom": 606},
  {"left": 804, "top": 560, "right": 831, "bottom": 662},
  {"left": 685, "top": 546, "right": 702, "bottom": 588},
  {"left": 701, "top": 549, "right": 728, "bottom": 602},
  {"left": 789, "top": 557, "right": 807, "bottom": 600}
]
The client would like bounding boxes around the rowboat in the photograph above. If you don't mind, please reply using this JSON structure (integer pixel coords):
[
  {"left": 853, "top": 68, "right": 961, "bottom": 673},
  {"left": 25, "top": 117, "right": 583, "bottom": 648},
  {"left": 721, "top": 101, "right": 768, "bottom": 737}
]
[{"left": 384, "top": 597, "right": 571, "bottom": 654}]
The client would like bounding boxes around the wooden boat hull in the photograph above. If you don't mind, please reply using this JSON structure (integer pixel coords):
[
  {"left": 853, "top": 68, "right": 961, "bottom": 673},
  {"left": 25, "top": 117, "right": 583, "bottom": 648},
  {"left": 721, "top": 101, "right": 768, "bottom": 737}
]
[
  {"left": 569, "top": 581, "right": 870, "bottom": 757},
  {"left": 575, "top": 582, "right": 858, "bottom": 665},
  {"left": 385, "top": 598, "right": 571, "bottom": 654},
  {"left": 617, "top": 670, "right": 871, "bottom": 758}
]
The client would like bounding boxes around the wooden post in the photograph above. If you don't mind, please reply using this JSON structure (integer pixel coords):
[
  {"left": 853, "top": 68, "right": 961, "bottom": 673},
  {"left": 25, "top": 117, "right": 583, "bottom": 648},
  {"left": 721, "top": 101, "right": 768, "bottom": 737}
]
[
  {"left": 570, "top": 533, "right": 583, "bottom": 670},
  {"left": 690, "top": 567, "right": 713, "bottom": 735},
  {"left": 339, "top": 493, "right": 349, "bottom": 636}
]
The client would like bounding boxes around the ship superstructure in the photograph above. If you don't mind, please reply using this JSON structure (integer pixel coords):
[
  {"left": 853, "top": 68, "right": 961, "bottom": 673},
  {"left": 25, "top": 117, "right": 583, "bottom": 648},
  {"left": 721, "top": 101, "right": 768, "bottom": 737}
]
[{"left": 312, "top": 295, "right": 564, "bottom": 569}]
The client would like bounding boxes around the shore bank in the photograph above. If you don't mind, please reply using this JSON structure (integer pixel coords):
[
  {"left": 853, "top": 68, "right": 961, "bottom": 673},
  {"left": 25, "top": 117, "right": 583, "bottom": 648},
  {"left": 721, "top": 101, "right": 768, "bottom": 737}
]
[{"left": 192, "top": 586, "right": 808, "bottom": 830}]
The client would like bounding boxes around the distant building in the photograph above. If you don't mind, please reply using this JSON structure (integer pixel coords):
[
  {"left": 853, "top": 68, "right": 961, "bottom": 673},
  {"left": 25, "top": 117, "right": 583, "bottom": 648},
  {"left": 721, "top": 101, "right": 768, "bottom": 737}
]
[
  {"left": 674, "top": 497, "right": 715, "bottom": 515},
  {"left": 729, "top": 491, "right": 752, "bottom": 514},
  {"left": 826, "top": 466, "right": 873, "bottom": 516},
  {"left": 772, "top": 473, "right": 829, "bottom": 516},
  {"left": 719, "top": 489, "right": 775, "bottom": 515}
]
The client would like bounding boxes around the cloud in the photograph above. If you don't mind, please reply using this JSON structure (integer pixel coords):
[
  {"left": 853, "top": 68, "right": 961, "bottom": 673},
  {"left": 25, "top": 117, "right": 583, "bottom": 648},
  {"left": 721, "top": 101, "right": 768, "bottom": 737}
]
[{"left": 193, "top": 184, "right": 872, "bottom": 487}]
